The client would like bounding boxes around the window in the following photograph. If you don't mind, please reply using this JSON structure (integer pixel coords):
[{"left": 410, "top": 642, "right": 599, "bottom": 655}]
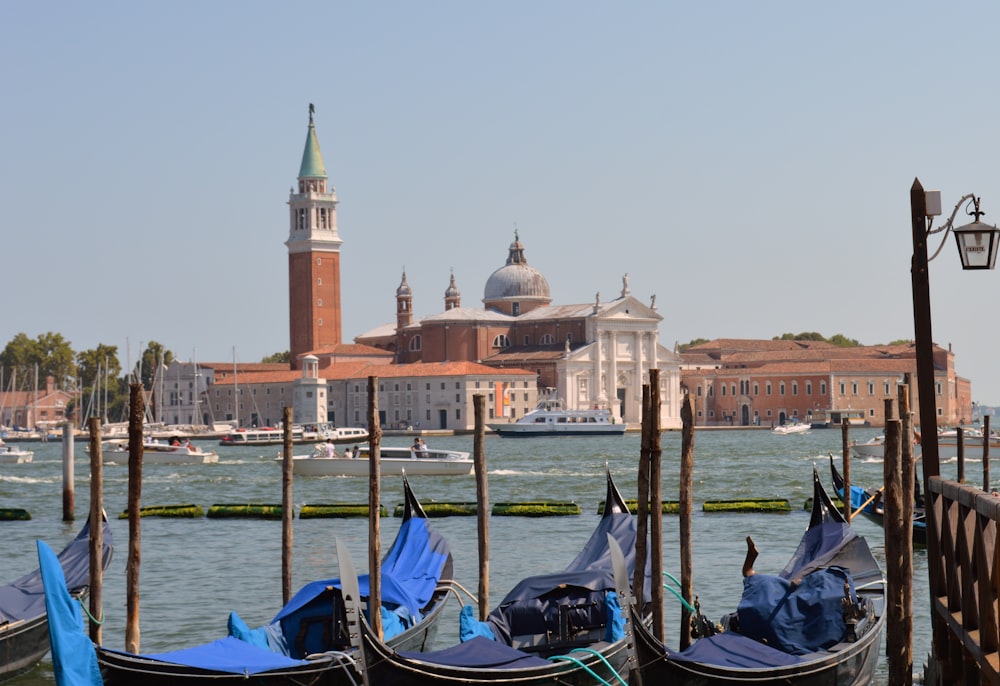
[
  {"left": 780, "top": 383, "right": 785, "bottom": 395},
  {"left": 524, "top": 335, "right": 530, "bottom": 345},
  {"left": 539, "top": 333, "right": 555, "bottom": 345},
  {"left": 455, "top": 409, "right": 461, "bottom": 420},
  {"left": 852, "top": 382, "right": 858, "bottom": 395},
  {"left": 839, "top": 382, "right": 846, "bottom": 395},
  {"left": 792, "top": 382, "right": 798, "bottom": 396},
  {"left": 697, "top": 386, "right": 702, "bottom": 396},
  {"left": 885, "top": 382, "right": 891, "bottom": 395},
  {"left": 512, "top": 302, "right": 520, "bottom": 316},
  {"left": 456, "top": 382, "right": 460, "bottom": 389},
  {"left": 868, "top": 382, "right": 874, "bottom": 395},
  {"left": 766, "top": 383, "right": 772, "bottom": 396},
  {"left": 493, "top": 334, "right": 511, "bottom": 348},
  {"left": 722, "top": 385, "right": 727, "bottom": 397},
  {"left": 936, "top": 382, "right": 942, "bottom": 395},
  {"left": 440, "top": 383, "right": 445, "bottom": 390},
  {"left": 820, "top": 382, "right": 827, "bottom": 395},
  {"left": 753, "top": 383, "right": 759, "bottom": 395},
  {"left": 317, "top": 278, "right": 322, "bottom": 285},
  {"left": 455, "top": 394, "right": 460, "bottom": 402},
  {"left": 394, "top": 384, "right": 400, "bottom": 391},
  {"left": 409, "top": 335, "right": 422, "bottom": 351},
  {"left": 731, "top": 384, "right": 737, "bottom": 396}
]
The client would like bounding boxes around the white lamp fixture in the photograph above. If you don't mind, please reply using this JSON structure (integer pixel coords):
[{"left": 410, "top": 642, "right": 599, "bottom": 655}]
[{"left": 951, "top": 197, "right": 1000, "bottom": 270}]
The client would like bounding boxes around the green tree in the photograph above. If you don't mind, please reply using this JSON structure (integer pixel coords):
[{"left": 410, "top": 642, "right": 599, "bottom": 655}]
[
  {"left": 261, "top": 351, "right": 290, "bottom": 364},
  {"left": 676, "top": 338, "right": 709, "bottom": 353},
  {"left": 827, "top": 334, "right": 861, "bottom": 348},
  {"left": 77, "top": 344, "right": 124, "bottom": 422},
  {"left": 0, "top": 332, "right": 76, "bottom": 390},
  {"left": 135, "top": 341, "right": 174, "bottom": 390}
]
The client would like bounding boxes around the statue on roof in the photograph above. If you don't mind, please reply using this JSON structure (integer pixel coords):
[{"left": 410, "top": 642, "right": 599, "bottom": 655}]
[{"left": 621, "top": 273, "right": 630, "bottom": 297}]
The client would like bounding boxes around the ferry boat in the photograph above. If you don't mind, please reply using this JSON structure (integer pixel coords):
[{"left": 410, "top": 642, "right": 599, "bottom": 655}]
[
  {"left": 487, "top": 396, "right": 626, "bottom": 437},
  {"left": 220, "top": 423, "right": 368, "bottom": 447}
]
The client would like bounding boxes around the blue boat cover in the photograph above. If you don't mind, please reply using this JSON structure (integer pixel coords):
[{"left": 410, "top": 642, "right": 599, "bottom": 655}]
[
  {"left": 485, "top": 509, "right": 648, "bottom": 645},
  {"left": 399, "top": 636, "right": 551, "bottom": 668},
  {"left": 670, "top": 631, "right": 803, "bottom": 668},
  {"left": 37, "top": 540, "right": 103, "bottom": 686},
  {"left": 1, "top": 520, "right": 112, "bottom": 625},
  {"left": 113, "top": 637, "right": 309, "bottom": 674},
  {"left": 129, "top": 503, "right": 450, "bottom": 672}
]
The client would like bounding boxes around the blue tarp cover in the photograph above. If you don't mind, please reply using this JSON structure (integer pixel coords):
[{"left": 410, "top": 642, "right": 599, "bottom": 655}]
[
  {"left": 399, "top": 636, "right": 551, "bottom": 668},
  {"left": 671, "top": 632, "right": 803, "bottom": 668},
  {"left": 38, "top": 540, "right": 104, "bottom": 686},
  {"left": 109, "top": 638, "right": 308, "bottom": 674},
  {"left": 1, "top": 520, "right": 112, "bottom": 625}
]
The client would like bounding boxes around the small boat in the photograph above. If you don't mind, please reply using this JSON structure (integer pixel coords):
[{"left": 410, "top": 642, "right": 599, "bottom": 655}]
[
  {"left": 291, "top": 444, "right": 474, "bottom": 477},
  {"left": 1, "top": 517, "right": 114, "bottom": 680},
  {"left": 0, "top": 439, "right": 32, "bottom": 463},
  {"left": 829, "top": 453, "right": 927, "bottom": 546},
  {"left": 96, "top": 476, "right": 454, "bottom": 684},
  {"left": 771, "top": 421, "right": 810, "bottom": 435},
  {"left": 220, "top": 423, "right": 369, "bottom": 447},
  {"left": 623, "top": 467, "right": 885, "bottom": 686},
  {"left": 100, "top": 439, "right": 220, "bottom": 465},
  {"left": 487, "top": 395, "right": 626, "bottom": 437},
  {"left": 336, "top": 469, "right": 651, "bottom": 686},
  {"left": 851, "top": 427, "right": 998, "bottom": 460}
]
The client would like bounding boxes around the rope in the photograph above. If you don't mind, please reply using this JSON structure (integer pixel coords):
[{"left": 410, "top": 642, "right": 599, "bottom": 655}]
[
  {"left": 547, "top": 650, "right": 623, "bottom": 686},
  {"left": 78, "top": 599, "right": 104, "bottom": 626},
  {"left": 662, "top": 572, "right": 696, "bottom": 613},
  {"left": 569, "top": 647, "right": 627, "bottom": 686}
]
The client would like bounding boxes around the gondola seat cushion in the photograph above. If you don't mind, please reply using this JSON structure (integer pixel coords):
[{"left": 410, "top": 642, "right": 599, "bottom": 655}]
[{"left": 737, "top": 566, "right": 854, "bottom": 655}]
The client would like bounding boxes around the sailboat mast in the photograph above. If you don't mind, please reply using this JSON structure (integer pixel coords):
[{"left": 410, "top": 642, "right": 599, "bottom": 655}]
[{"left": 233, "top": 346, "right": 239, "bottom": 429}]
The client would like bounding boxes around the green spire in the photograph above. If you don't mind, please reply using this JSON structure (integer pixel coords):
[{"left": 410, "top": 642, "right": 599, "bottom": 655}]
[{"left": 299, "top": 104, "right": 327, "bottom": 179}]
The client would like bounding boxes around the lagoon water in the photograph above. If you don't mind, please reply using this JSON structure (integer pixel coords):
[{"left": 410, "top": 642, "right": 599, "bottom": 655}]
[{"left": 1, "top": 427, "right": 944, "bottom": 685}]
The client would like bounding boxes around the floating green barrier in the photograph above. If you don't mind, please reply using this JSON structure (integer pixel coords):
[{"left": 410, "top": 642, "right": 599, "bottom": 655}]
[
  {"left": 117, "top": 504, "right": 205, "bottom": 519},
  {"left": 0, "top": 508, "right": 30, "bottom": 521},
  {"left": 703, "top": 499, "right": 791, "bottom": 513},
  {"left": 803, "top": 497, "right": 845, "bottom": 511},
  {"left": 597, "top": 500, "right": 680, "bottom": 514},
  {"left": 207, "top": 503, "right": 282, "bottom": 519},
  {"left": 393, "top": 502, "right": 478, "bottom": 517},
  {"left": 492, "top": 502, "right": 580, "bottom": 517},
  {"left": 300, "top": 503, "right": 387, "bottom": 519}
]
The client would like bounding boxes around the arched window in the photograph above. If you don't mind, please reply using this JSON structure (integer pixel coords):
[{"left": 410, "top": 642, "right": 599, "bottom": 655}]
[
  {"left": 492, "top": 334, "right": 510, "bottom": 349},
  {"left": 409, "top": 335, "right": 422, "bottom": 351},
  {"left": 539, "top": 333, "right": 555, "bottom": 345}
]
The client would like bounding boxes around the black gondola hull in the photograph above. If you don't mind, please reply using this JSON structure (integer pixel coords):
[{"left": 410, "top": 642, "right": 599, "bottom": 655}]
[{"left": 0, "top": 614, "right": 50, "bottom": 681}]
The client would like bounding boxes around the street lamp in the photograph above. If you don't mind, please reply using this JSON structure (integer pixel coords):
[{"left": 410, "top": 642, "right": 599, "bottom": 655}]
[{"left": 910, "top": 178, "right": 1000, "bottom": 674}]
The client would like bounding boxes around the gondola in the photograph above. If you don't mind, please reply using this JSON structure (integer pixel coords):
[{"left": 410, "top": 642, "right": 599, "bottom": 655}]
[
  {"left": 337, "top": 468, "right": 651, "bottom": 686},
  {"left": 829, "top": 453, "right": 927, "bottom": 546},
  {"left": 1, "top": 516, "right": 114, "bottom": 680},
  {"left": 96, "top": 476, "right": 453, "bottom": 685},
  {"left": 621, "top": 468, "right": 885, "bottom": 686}
]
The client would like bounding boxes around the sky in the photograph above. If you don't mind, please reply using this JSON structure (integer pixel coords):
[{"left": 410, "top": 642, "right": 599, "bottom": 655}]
[{"left": 4, "top": 2, "right": 1000, "bottom": 403}]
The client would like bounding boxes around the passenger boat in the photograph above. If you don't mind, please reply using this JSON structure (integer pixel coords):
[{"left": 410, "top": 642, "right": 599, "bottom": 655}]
[
  {"left": 95, "top": 476, "right": 453, "bottom": 685},
  {"left": 100, "top": 439, "right": 220, "bottom": 465},
  {"left": 0, "top": 439, "right": 32, "bottom": 463},
  {"left": 1, "top": 516, "right": 113, "bottom": 680},
  {"left": 829, "top": 454, "right": 926, "bottom": 546},
  {"left": 335, "top": 469, "right": 651, "bottom": 686},
  {"left": 291, "top": 444, "right": 474, "bottom": 477},
  {"left": 770, "top": 421, "right": 810, "bottom": 435},
  {"left": 622, "top": 468, "right": 885, "bottom": 686},
  {"left": 487, "top": 396, "right": 626, "bottom": 437},
  {"left": 219, "top": 423, "right": 368, "bottom": 447}
]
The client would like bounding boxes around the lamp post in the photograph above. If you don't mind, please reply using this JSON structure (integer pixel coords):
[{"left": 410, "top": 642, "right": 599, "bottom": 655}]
[{"left": 909, "top": 177, "right": 1000, "bottom": 675}]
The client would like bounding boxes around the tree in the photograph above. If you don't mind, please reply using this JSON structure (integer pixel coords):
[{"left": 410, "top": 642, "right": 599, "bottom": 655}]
[
  {"left": 77, "top": 344, "right": 124, "bottom": 422},
  {"left": 135, "top": 341, "right": 174, "bottom": 390},
  {"left": 676, "top": 338, "right": 709, "bottom": 353},
  {"left": 0, "top": 332, "right": 76, "bottom": 390},
  {"left": 261, "top": 351, "right": 290, "bottom": 364},
  {"left": 827, "top": 334, "right": 861, "bottom": 348}
]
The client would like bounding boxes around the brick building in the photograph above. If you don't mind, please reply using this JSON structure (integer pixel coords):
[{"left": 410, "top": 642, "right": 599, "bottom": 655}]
[{"left": 680, "top": 338, "right": 971, "bottom": 428}]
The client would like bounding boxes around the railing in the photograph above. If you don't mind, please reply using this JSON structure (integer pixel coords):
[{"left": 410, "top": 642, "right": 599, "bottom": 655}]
[{"left": 926, "top": 475, "right": 1000, "bottom": 685}]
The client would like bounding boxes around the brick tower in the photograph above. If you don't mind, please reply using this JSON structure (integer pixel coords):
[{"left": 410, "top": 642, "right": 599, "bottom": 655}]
[{"left": 286, "top": 105, "right": 342, "bottom": 369}]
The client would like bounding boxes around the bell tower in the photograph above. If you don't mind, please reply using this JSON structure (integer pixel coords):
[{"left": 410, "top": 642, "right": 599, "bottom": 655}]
[{"left": 286, "top": 105, "right": 342, "bottom": 369}]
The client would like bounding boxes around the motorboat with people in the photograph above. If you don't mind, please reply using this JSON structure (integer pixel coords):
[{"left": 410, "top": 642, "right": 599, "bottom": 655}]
[
  {"left": 850, "top": 426, "right": 1000, "bottom": 460},
  {"left": 487, "top": 394, "right": 626, "bottom": 437},
  {"left": 291, "top": 440, "right": 473, "bottom": 477},
  {"left": 0, "top": 438, "right": 32, "bottom": 463},
  {"left": 99, "top": 438, "right": 220, "bottom": 465},
  {"left": 771, "top": 421, "right": 811, "bottom": 435}
]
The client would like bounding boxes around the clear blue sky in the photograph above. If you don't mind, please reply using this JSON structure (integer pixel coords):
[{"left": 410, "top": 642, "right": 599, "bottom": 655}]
[{"left": 4, "top": 2, "right": 1000, "bottom": 404}]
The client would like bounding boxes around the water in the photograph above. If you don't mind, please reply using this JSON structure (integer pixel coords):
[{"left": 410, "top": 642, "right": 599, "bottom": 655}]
[{"left": 1, "top": 427, "right": 936, "bottom": 684}]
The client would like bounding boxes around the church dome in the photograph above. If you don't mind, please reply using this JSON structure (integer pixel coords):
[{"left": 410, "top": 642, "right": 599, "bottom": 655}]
[{"left": 483, "top": 233, "right": 551, "bottom": 307}]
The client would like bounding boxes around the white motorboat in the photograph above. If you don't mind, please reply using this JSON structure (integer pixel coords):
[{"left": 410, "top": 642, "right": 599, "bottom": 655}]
[
  {"left": 771, "top": 421, "right": 811, "bottom": 435},
  {"left": 291, "top": 444, "right": 473, "bottom": 477},
  {"left": 100, "top": 439, "right": 219, "bottom": 465},
  {"left": 0, "top": 439, "right": 32, "bottom": 464},
  {"left": 850, "top": 428, "right": 999, "bottom": 460},
  {"left": 487, "top": 396, "right": 626, "bottom": 437},
  {"left": 220, "top": 423, "right": 368, "bottom": 446}
]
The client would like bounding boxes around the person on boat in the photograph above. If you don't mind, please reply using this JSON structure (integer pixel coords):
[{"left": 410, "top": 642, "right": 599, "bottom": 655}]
[
  {"left": 418, "top": 438, "right": 429, "bottom": 457},
  {"left": 351, "top": 444, "right": 360, "bottom": 458},
  {"left": 343, "top": 446, "right": 352, "bottom": 458},
  {"left": 411, "top": 437, "right": 421, "bottom": 458},
  {"left": 322, "top": 439, "right": 336, "bottom": 458}
]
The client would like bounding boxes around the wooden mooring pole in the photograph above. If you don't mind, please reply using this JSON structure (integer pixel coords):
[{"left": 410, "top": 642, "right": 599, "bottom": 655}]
[
  {"left": 126, "top": 383, "right": 144, "bottom": 653},
  {"left": 884, "top": 410, "right": 912, "bottom": 686},
  {"left": 841, "top": 418, "right": 851, "bottom": 522},
  {"left": 679, "top": 393, "right": 694, "bottom": 650},
  {"left": 897, "top": 384, "right": 915, "bottom": 686},
  {"left": 649, "top": 369, "right": 663, "bottom": 642},
  {"left": 281, "top": 406, "right": 293, "bottom": 605},
  {"left": 473, "top": 394, "right": 489, "bottom": 619},
  {"left": 62, "top": 422, "right": 75, "bottom": 521},
  {"left": 87, "top": 417, "right": 104, "bottom": 644},
  {"left": 984, "top": 415, "right": 992, "bottom": 492},
  {"left": 633, "top": 385, "right": 651, "bottom": 627},
  {"left": 366, "top": 376, "right": 382, "bottom": 640}
]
